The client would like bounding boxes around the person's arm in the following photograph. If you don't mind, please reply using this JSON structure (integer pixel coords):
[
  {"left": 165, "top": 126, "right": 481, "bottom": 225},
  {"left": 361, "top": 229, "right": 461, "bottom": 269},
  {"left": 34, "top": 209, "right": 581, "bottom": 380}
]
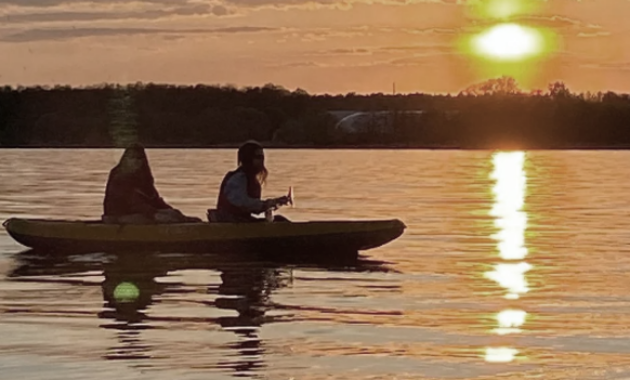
[
  {"left": 136, "top": 186, "right": 173, "bottom": 210},
  {"left": 133, "top": 174, "right": 173, "bottom": 211},
  {"left": 224, "top": 172, "right": 267, "bottom": 214},
  {"left": 128, "top": 191, "right": 161, "bottom": 216}
]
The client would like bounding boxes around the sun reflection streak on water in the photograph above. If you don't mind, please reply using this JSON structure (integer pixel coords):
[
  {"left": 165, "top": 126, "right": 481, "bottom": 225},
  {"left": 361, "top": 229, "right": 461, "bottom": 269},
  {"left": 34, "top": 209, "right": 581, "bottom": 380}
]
[
  {"left": 485, "top": 347, "right": 519, "bottom": 363},
  {"left": 484, "top": 151, "right": 530, "bottom": 363},
  {"left": 490, "top": 152, "right": 527, "bottom": 261}
]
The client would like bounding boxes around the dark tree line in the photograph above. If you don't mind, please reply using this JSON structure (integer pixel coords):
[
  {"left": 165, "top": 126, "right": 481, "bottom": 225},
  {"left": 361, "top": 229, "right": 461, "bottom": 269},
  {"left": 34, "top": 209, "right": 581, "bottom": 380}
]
[{"left": 1, "top": 77, "right": 630, "bottom": 149}]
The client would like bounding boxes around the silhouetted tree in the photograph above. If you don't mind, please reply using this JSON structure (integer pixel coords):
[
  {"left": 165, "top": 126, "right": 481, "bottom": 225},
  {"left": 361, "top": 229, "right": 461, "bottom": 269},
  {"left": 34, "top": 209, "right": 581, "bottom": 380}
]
[{"left": 1, "top": 78, "right": 630, "bottom": 149}]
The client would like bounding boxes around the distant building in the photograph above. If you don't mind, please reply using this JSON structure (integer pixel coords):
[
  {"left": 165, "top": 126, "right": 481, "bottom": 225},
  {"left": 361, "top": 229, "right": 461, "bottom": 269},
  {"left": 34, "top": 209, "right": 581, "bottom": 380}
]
[{"left": 328, "top": 110, "right": 425, "bottom": 134}]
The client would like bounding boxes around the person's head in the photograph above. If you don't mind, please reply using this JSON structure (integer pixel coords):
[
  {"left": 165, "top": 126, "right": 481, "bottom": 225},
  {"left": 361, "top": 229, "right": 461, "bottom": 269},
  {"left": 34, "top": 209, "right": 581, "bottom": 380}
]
[
  {"left": 118, "top": 143, "right": 152, "bottom": 179},
  {"left": 237, "top": 140, "right": 267, "bottom": 185}
]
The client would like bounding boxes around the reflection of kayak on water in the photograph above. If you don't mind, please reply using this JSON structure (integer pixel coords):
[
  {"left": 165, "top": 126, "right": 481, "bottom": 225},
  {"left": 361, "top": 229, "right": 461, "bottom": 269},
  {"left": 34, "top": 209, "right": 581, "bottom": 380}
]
[
  {"left": 7, "top": 250, "right": 396, "bottom": 371},
  {"left": 6, "top": 250, "right": 297, "bottom": 365},
  {"left": 2, "top": 218, "right": 406, "bottom": 255}
]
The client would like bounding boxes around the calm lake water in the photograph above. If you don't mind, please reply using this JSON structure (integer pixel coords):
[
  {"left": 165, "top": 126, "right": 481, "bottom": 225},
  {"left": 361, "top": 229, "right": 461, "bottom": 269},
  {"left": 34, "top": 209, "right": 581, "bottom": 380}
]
[{"left": 2, "top": 149, "right": 630, "bottom": 379}]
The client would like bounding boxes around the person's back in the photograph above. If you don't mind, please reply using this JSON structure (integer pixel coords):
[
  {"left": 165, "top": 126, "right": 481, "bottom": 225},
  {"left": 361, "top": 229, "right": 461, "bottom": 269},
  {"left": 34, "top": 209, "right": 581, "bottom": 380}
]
[
  {"left": 103, "top": 164, "right": 171, "bottom": 220},
  {"left": 103, "top": 143, "right": 200, "bottom": 224}
]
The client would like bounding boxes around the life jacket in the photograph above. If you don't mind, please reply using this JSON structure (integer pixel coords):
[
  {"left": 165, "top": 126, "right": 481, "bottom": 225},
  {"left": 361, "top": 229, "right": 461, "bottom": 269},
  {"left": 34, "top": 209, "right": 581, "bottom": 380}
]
[{"left": 216, "top": 167, "right": 262, "bottom": 220}]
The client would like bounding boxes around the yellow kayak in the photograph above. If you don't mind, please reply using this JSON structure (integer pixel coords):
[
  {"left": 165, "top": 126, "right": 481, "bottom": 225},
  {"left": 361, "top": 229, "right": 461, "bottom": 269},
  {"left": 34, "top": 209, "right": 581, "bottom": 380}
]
[{"left": 3, "top": 218, "right": 405, "bottom": 254}]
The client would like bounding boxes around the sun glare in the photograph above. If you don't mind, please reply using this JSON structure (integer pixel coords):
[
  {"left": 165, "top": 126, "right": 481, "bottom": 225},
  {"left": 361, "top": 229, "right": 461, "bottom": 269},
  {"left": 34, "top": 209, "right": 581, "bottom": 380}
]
[{"left": 472, "top": 24, "right": 543, "bottom": 61}]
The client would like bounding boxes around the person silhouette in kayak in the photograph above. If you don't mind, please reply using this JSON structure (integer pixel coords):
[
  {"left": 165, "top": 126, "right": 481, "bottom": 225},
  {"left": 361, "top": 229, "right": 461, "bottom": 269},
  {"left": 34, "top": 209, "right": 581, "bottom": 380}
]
[
  {"left": 102, "top": 143, "right": 201, "bottom": 224},
  {"left": 212, "top": 140, "right": 290, "bottom": 223}
]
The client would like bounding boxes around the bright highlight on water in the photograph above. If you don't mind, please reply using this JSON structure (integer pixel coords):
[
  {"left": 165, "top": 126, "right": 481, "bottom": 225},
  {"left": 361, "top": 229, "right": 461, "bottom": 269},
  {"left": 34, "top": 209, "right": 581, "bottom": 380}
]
[
  {"left": 485, "top": 152, "right": 531, "bottom": 300},
  {"left": 490, "top": 152, "right": 527, "bottom": 260},
  {"left": 484, "top": 152, "right": 530, "bottom": 363},
  {"left": 494, "top": 309, "right": 527, "bottom": 335},
  {"left": 485, "top": 347, "right": 519, "bottom": 363}
]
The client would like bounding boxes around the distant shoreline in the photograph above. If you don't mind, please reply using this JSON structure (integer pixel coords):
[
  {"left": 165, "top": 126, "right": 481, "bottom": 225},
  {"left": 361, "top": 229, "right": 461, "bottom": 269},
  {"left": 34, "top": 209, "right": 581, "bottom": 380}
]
[
  {"left": 4, "top": 144, "right": 630, "bottom": 150},
  {"left": 4, "top": 80, "right": 630, "bottom": 151}
]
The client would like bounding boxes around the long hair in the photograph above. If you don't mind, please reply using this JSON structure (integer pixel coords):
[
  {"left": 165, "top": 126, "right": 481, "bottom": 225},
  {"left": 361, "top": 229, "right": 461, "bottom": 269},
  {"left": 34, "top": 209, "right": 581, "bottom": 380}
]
[
  {"left": 237, "top": 140, "right": 268, "bottom": 185},
  {"left": 117, "top": 143, "right": 154, "bottom": 184}
]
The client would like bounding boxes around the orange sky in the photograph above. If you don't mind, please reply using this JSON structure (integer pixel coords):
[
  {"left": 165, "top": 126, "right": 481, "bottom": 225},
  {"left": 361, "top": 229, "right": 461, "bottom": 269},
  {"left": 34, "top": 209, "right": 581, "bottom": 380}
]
[{"left": 0, "top": 0, "right": 628, "bottom": 94}]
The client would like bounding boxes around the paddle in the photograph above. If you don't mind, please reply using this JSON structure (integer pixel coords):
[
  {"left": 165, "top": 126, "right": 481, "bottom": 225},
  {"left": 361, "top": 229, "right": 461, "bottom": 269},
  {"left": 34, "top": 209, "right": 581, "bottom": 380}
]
[
  {"left": 287, "top": 186, "right": 294, "bottom": 207},
  {"left": 265, "top": 187, "right": 294, "bottom": 222}
]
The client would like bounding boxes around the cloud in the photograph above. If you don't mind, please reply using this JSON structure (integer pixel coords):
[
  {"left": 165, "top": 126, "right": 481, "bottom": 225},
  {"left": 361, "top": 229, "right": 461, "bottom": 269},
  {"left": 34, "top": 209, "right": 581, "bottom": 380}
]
[
  {"left": 0, "top": 4, "right": 237, "bottom": 24},
  {"left": 325, "top": 48, "right": 371, "bottom": 55},
  {"left": 212, "top": 0, "right": 454, "bottom": 10},
  {"left": 0, "top": 0, "right": 460, "bottom": 13},
  {"left": 0, "top": 0, "right": 185, "bottom": 6},
  {"left": 577, "top": 31, "right": 611, "bottom": 38},
  {"left": 580, "top": 62, "right": 630, "bottom": 71},
  {"left": 461, "top": 14, "right": 604, "bottom": 34},
  {"left": 456, "top": 14, "right": 609, "bottom": 39},
  {"left": 378, "top": 44, "right": 451, "bottom": 52},
  {"left": 401, "top": 26, "right": 462, "bottom": 35},
  {"left": 388, "top": 56, "right": 434, "bottom": 66},
  {"left": 0, "top": 26, "right": 278, "bottom": 42},
  {"left": 309, "top": 44, "right": 452, "bottom": 56},
  {"left": 273, "top": 61, "right": 325, "bottom": 67},
  {"left": 512, "top": 15, "right": 601, "bottom": 30},
  {"left": 210, "top": 4, "right": 230, "bottom": 15},
  {"left": 0, "top": 2, "right": 237, "bottom": 24},
  {"left": 272, "top": 46, "right": 454, "bottom": 69},
  {"left": 283, "top": 26, "right": 458, "bottom": 44}
]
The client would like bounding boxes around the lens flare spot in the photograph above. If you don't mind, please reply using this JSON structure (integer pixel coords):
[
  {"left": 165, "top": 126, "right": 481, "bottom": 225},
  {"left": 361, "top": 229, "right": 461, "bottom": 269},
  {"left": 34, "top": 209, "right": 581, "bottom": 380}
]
[{"left": 114, "top": 282, "right": 140, "bottom": 303}]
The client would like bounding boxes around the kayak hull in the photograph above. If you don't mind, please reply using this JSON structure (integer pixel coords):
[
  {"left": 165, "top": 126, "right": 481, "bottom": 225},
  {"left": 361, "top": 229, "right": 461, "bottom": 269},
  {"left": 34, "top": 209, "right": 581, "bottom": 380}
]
[{"left": 3, "top": 218, "right": 405, "bottom": 255}]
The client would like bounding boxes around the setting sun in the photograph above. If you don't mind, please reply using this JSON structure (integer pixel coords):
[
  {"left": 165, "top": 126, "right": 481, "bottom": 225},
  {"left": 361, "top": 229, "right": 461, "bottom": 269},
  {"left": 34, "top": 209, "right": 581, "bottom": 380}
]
[{"left": 472, "top": 24, "right": 544, "bottom": 61}]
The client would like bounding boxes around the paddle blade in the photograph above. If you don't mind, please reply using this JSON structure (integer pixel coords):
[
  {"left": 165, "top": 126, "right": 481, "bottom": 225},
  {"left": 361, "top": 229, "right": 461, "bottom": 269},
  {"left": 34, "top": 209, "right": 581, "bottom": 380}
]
[{"left": 288, "top": 186, "right": 294, "bottom": 207}]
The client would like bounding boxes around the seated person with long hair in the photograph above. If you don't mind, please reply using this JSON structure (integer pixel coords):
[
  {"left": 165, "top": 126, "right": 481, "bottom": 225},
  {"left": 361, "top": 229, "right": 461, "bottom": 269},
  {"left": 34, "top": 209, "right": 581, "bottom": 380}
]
[
  {"left": 211, "top": 140, "right": 290, "bottom": 223},
  {"left": 102, "top": 143, "right": 201, "bottom": 224}
]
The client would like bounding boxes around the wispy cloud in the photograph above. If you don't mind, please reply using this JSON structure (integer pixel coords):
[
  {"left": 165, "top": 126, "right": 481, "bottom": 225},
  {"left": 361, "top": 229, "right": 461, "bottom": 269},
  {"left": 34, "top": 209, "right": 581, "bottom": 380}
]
[
  {"left": 378, "top": 44, "right": 451, "bottom": 52},
  {"left": 0, "top": 26, "right": 278, "bottom": 42},
  {"left": 459, "top": 14, "right": 606, "bottom": 37},
  {"left": 0, "top": 0, "right": 185, "bottom": 6},
  {"left": 0, "top": 0, "right": 461, "bottom": 14},
  {"left": 577, "top": 31, "right": 611, "bottom": 38},
  {"left": 309, "top": 44, "right": 452, "bottom": 56},
  {"left": 221, "top": 0, "right": 452, "bottom": 8},
  {"left": 281, "top": 25, "right": 459, "bottom": 44},
  {"left": 580, "top": 62, "right": 630, "bottom": 71},
  {"left": 0, "top": 3, "right": 234, "bottom": 24},
  {"left": 512, "top": 15, "right": 601, "bottom": 30},
  {"left": 272, "top": 45, "right": 454, "bottom": 69},
  {"left": 315, "top": 48, "right": 372, "bottom": 55},
  {"left": 273, "top": 61, "right": 325, "bottom": 67}
]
